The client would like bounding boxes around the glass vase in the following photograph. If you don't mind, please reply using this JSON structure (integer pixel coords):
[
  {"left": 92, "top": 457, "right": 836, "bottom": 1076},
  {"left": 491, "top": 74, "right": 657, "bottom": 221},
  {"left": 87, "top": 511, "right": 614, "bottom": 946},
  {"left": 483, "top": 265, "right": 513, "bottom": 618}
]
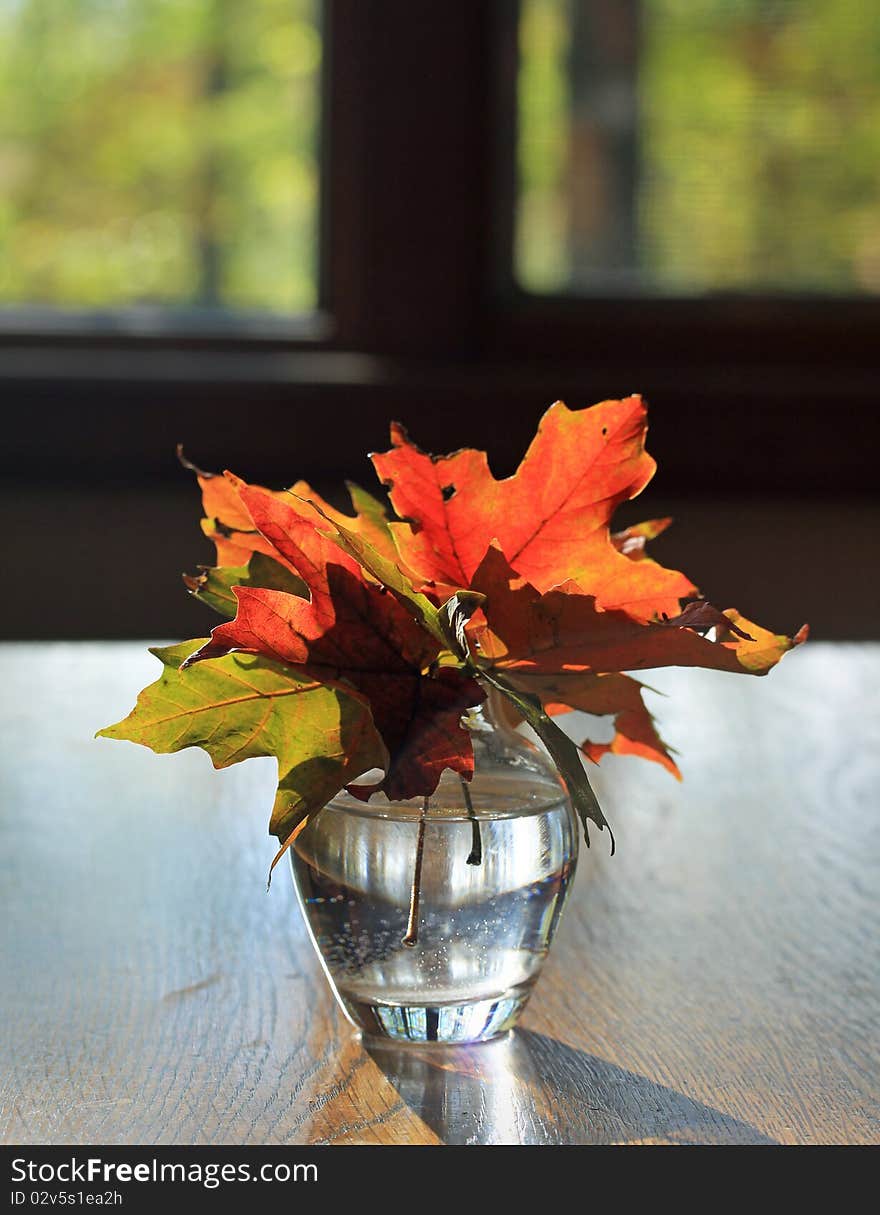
[{"left": 289, "top": 694, "right": 579, "bottom": 1044}]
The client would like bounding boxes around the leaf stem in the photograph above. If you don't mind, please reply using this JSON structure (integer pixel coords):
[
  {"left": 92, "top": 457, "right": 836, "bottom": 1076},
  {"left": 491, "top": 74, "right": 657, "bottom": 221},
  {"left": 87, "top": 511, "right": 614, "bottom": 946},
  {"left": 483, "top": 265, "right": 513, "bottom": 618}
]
[
  {"left": 402, "top": 796, "right": 429, "bottom": 947},
  {"left": 460, "top": 774, "right": 482, "bottom": 866},
  {"left": 474, "top": 664, "right": 615, "bottom": 855}
]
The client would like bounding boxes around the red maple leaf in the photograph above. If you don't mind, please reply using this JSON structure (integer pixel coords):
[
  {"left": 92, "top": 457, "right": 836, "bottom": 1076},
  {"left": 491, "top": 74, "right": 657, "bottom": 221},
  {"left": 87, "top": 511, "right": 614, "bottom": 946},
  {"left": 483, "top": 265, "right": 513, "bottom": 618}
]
[
  {"left": 186, "top": 476, "right": 484, "bottom": 801},
  {"left": 470, "top": 543, "right": 804, "bottom": 678},
  {"left": 466, "top": 543, "right": 806, "bottom": 776},
  {"left": 528, "top": 669, "right": 681, "bottom": 779}
]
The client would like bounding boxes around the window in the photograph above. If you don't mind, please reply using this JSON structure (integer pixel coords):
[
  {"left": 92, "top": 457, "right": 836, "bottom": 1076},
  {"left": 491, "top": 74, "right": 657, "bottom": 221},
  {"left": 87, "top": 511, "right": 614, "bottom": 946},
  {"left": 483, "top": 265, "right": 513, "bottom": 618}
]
[
  {"left": 0, "top": 0, "right": 321, "bottom": 320},
  {"left": 1, "top": 2, "right": 876, "bottom": 504},
  {"left": 516, "top": 0, "right": 880, "bottom": 297}
]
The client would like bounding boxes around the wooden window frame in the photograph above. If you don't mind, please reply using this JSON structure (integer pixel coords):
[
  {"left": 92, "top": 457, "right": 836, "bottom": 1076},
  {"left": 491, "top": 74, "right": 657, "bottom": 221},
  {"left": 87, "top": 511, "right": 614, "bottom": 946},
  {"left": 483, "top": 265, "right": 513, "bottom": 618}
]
[{"left": 1, "top": 0, "right": 877, "bottom": 495}]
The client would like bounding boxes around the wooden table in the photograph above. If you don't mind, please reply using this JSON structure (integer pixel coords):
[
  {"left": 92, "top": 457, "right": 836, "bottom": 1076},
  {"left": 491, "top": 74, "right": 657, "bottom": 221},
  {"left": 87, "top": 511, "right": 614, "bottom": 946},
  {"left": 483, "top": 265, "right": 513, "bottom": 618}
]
[{"left": 2, "top": 642, "right": 878, "bottom": 1146}]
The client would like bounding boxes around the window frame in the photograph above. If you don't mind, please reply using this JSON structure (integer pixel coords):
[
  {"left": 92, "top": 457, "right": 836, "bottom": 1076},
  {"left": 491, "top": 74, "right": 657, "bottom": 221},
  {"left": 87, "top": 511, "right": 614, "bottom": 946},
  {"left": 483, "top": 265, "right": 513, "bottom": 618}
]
[
  {"left": 1, "top": 0, "right": 877, "bottom": 497},
  {"left": 488, "top": 1, "right": 880, "bottom": 365}
]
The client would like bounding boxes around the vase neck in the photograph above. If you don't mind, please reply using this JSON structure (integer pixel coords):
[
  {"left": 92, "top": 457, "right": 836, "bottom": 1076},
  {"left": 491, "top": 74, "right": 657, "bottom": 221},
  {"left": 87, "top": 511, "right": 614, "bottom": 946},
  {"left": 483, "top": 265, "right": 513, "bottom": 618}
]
[
  {"left": 464, "top": 684, "right": 563, "bottom": 791},
  {"left": 468, "top": 684, "right": 524, "bottom": 738}
]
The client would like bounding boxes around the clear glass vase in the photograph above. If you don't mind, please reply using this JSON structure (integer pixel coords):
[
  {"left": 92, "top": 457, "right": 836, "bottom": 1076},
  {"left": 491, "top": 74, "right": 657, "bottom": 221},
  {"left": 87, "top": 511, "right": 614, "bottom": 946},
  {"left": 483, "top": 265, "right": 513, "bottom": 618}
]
[{"left": 289, "top": 693, "right": 579, "bottom": 1044}]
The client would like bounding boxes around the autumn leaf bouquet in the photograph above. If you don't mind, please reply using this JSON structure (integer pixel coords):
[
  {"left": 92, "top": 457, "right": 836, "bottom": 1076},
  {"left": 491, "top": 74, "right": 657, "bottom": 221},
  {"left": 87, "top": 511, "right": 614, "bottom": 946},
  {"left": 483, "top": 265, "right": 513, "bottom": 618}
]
[
  {"left": 102, "top": 395, "right": 806, "bottom": 879},
  {"left": 100, "top": 395, "right": 808, "bottom": 1041}
]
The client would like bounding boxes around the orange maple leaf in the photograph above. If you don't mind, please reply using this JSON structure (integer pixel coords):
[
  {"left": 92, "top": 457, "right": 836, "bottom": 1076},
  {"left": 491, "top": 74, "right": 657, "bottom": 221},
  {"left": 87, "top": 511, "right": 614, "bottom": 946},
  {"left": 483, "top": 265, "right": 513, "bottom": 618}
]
[{"left": 371, "top": 396, "right": 696, "bottom": 617}]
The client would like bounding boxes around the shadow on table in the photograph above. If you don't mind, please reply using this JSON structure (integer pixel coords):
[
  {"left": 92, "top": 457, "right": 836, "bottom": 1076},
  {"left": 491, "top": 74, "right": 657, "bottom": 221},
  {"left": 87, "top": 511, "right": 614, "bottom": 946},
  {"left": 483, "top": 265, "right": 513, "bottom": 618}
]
[{"left": 365, "top": 1028, "right": 777, "bottom": 1145}]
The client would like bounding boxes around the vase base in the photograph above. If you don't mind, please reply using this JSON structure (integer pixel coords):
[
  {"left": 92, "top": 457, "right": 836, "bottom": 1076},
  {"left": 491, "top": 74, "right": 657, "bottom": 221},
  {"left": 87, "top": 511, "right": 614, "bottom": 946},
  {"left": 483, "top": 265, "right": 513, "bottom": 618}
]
[{"left": 339, "top": 987, "right": 532, "bottom": 1044}]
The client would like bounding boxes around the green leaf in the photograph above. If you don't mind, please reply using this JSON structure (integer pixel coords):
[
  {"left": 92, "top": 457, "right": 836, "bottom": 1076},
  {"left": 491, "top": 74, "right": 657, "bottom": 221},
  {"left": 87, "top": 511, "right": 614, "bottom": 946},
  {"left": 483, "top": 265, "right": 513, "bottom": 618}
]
[
  {"left": 477, "top": 666, "right": 615, "bottom": 854},
  {"left": 343, "top": 480, "right": 395, "bottom": 548},
  {"left": 97, "top": 639, "right": 388, "bottom": 873},
  {"left": 183, "top": 552, "right": 307, "bottom": 618}
]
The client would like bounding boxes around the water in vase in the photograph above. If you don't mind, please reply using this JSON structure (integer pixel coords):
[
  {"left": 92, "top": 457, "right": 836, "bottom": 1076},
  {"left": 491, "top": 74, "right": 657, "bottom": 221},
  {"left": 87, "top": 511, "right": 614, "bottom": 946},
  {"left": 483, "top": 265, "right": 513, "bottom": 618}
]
[{"left": 290, "top": 771, "right": 578, "bottom": 1043}]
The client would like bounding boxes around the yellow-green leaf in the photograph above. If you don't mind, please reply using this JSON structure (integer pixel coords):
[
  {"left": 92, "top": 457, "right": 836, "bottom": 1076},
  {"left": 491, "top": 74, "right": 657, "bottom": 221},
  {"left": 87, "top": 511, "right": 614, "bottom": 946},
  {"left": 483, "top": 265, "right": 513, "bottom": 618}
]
[
  {"left": 97, "top": 639, "right": 388, "bottom": 868},
  {"left": 183, "top": 552, "right": 307, "bottom": 618}
]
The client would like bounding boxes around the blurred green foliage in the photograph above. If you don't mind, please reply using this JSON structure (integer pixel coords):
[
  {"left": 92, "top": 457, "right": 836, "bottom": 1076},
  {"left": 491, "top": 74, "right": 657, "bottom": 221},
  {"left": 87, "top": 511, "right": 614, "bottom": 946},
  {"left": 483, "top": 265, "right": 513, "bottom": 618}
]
[
  {"left": 517, "top": 0, "right": 571, "bottom": 292},
  {"left": 518, "top": 0, "right": 880, "bottom": 295},
  {"left": 5, "top": 1, "right": 877, "bottom": 312},
  {"left": 0, "top": 0, "right": 320, "bottom": 313}
]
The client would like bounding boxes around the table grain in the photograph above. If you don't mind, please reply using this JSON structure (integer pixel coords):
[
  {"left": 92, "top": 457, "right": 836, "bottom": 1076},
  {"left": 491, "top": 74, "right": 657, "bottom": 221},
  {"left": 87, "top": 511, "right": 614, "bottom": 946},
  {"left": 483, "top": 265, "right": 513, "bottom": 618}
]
[{"left": 1, "top": 642, "right": 878, "bottom": 1146}]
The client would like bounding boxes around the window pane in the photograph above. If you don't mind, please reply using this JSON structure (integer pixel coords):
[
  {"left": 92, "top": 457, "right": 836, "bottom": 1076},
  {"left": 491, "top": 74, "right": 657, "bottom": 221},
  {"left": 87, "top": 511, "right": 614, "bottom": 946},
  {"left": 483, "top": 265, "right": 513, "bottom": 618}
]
[
  {"left": 516, "top": 0, "right": 880, "bottom": 296},
  {"left": 0, "top": 0, "right": 321, "bottom": 315}
]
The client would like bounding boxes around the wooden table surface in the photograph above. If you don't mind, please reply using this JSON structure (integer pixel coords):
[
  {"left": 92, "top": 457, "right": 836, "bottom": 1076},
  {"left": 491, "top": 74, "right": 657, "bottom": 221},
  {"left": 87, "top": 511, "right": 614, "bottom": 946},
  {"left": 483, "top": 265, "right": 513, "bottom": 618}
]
[{"left": 1, "top": 642, "right": 878, "bottom": 1146}]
